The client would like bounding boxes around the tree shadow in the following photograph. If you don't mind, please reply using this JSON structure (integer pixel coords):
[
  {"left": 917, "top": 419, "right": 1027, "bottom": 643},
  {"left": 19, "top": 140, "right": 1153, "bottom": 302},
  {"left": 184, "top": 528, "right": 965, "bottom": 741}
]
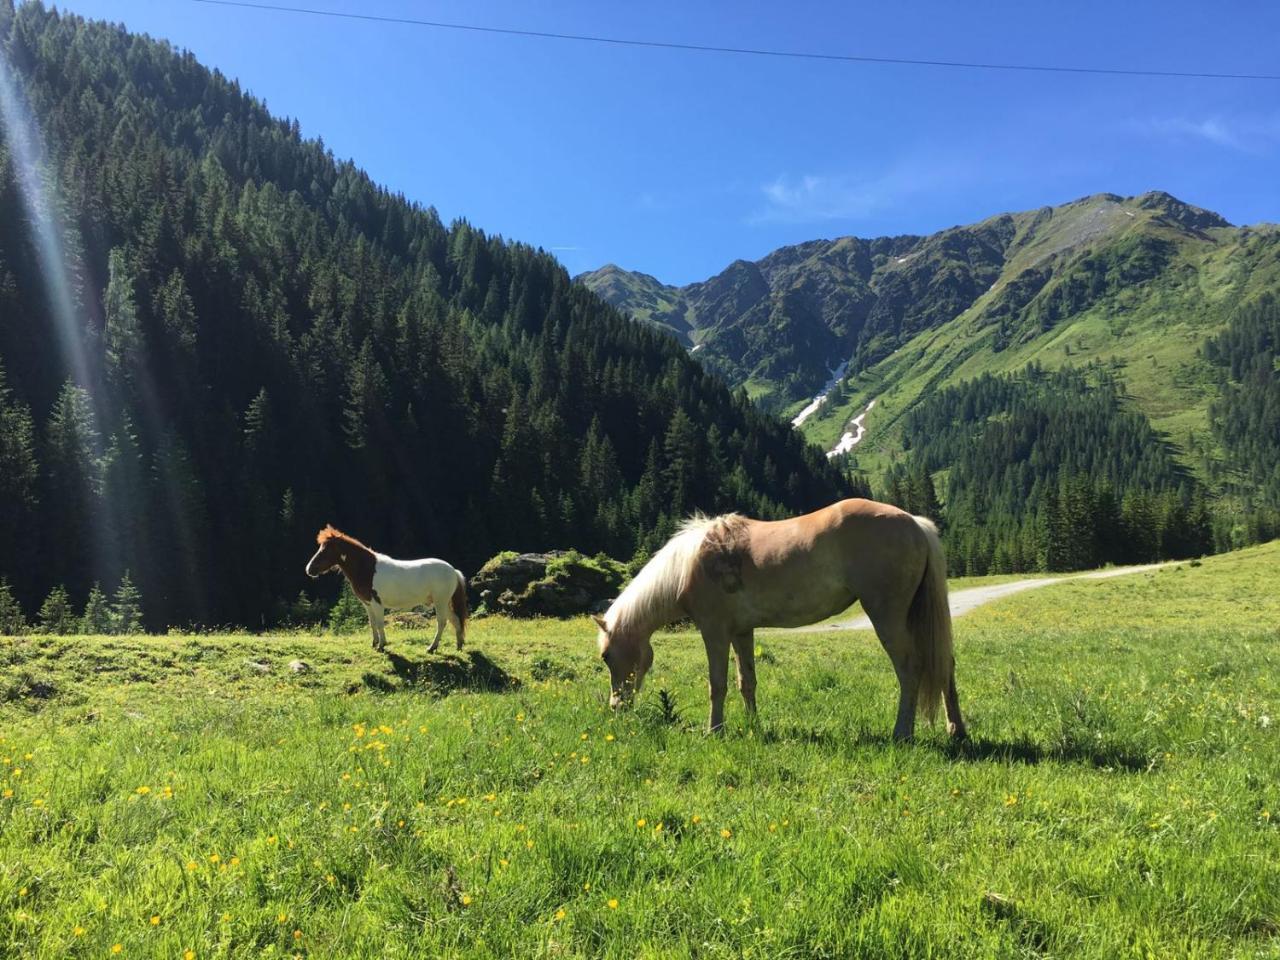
[{"left": 381, "top": 649, "right": 520, "bottom": 695}]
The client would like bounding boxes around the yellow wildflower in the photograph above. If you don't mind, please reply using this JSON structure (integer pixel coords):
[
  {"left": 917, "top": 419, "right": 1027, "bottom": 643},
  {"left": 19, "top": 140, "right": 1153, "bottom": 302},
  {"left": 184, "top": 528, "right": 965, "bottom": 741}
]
[
  {"left": 461, "top": 894, "right": 473, "bottom": 906},
  {"left": 150, "top": 915, "right": 160, "bottom": 926},
  {"left": 554, "top": 907, "right": 566, "bottom": 921},
  {"left": 721, "top": 828, "right": 733, "bottom": 839},
  {"left": 607, "top": 898, "right": 619, "bottom": 909},
  {"left": 111, "top": 945, "right": 123, "bottom": 955}
]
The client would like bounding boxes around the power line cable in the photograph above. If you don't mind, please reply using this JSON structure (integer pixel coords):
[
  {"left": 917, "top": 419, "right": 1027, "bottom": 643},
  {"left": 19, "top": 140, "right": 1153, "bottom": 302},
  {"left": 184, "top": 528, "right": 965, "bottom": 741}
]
[{"left": 191, "top": 0, "right": 1280, "bottom": 82}]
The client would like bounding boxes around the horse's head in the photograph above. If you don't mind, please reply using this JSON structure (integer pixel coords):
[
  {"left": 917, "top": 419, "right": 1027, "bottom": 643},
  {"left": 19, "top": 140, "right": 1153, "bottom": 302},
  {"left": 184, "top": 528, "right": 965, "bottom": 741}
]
[
  {"left": 593, "top": 614, "right": 653, "bottom": 709},
  {"left": 305, "top": 525, "right": 347, "bottom": 578}
]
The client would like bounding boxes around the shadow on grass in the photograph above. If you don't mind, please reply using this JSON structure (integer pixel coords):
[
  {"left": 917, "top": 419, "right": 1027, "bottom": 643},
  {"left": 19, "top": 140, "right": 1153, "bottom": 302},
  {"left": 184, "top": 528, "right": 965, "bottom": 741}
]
[
  {"left": 379, "top": 649, "right": 520, "bottom": 695},
  {"left": 761, "top": 724, "right": 1156, "bottom": 772},
  {"left": 941, "top": 734, "right": 1156, "bottom": 773}
]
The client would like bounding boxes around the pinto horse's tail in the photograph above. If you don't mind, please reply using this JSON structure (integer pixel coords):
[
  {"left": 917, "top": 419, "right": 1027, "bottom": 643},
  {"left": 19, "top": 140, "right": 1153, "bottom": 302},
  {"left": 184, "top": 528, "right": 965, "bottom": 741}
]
[
  {"left": 450, "top": 570, "right": 468, "bottom": 644},
  {"left": 907, "top": 516, "right": 954, "bottom": 725}
]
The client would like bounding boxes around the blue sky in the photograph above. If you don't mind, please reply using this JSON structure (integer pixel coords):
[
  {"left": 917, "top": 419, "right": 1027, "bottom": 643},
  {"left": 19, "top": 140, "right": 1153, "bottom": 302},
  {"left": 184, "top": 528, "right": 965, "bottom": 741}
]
[{"left": 48, "top": 1, "right": 1280, "bottom": 285}]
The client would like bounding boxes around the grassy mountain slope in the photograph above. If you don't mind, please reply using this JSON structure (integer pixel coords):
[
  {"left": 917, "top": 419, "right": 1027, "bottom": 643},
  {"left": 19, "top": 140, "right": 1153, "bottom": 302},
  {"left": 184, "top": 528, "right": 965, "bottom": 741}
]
[
  {"left": 805, "top": 197, "right": 1280, "bottom": 478},
  {"left": 583, "top": 193, "right": 1280, "bottom": 491}
]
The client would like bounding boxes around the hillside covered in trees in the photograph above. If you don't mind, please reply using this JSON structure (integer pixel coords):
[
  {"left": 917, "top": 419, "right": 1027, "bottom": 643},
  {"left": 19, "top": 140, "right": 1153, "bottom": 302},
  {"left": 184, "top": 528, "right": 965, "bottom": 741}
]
[
  {"left": 879, "top": 364, "right": 1217, "bottom": 575},
  {"left": 0, "top": 2, "right": 854, "bottom": 629}
]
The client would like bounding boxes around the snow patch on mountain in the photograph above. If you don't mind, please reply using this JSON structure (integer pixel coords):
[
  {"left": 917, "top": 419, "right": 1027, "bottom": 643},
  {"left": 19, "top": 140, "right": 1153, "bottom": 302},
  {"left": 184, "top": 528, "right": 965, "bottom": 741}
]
[
  {"left": 827, "top": 399, "right": 876, "bottom": 458},
  {"left": 790, "top": 361, "right": 849, "bottom": 428}
]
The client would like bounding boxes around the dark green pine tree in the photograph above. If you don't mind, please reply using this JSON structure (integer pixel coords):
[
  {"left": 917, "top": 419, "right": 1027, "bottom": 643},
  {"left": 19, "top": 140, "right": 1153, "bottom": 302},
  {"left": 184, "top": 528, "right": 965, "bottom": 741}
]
[
  {"left": 342, "top": 339, "right": 390, "bottom": 450},
  {"left": 111, "top": 571, "right": 143, "bottom": 634},
  {"left": 37, "top": 584, "right": 77, "bottom": 634},
  {"left": 0, "top": 577, "right": 26, "bottom": 635},
  {"left": 80, "top": 583, "right": 112, "bottom": 634},
  {"left": 0, "top": 361, "right": 39, "bottom": 559},
  {"left": 103, "top": 248, "right": 145, "bottom": 397},
  {"left": 662, "top": 409, "right": 703, "bottom": 516}
]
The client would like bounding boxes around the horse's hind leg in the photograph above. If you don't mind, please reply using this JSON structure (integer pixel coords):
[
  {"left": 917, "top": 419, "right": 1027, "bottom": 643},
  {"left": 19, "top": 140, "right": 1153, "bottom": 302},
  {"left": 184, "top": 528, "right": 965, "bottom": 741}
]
[
  {"left": 729, "top": 629, "right": 757, "bottom": 716},
  {"left": 426, "top": 599, "right": 444, "bottom": 654},
  {"left": 944, "top": 660, "right": 968, "bottom": 741},
  {"left": 867, "top": 611, "right": 918, "bottom": 743},
  {"left": 449, "top": 608, "right": 464, "bottom": 651}
]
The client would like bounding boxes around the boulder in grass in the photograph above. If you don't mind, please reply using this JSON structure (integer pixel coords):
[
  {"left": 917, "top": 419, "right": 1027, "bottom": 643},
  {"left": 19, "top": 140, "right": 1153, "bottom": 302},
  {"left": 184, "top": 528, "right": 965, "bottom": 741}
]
[{"left": 471, "top": 549, "right": 628, "bottom": 618}]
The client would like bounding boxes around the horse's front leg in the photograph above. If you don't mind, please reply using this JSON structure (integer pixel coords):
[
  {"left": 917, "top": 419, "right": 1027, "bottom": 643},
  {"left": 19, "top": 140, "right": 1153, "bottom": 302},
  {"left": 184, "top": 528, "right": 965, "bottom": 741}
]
[
  {"left": 426, "top": 600, "right": 444, "bottom": 654},
  {"left": 369, "top": 603, "right": 387, "bottom": 652},
  {"left": 701, "top": 627, "right": 731, "bottom": 733}
]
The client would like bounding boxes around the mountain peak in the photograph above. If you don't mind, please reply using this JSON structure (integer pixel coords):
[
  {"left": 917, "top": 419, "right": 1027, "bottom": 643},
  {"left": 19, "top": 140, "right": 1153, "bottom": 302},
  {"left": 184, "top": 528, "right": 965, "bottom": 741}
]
[{"left": 1133, "top": 191, "right": 1232, "bottom": 230}]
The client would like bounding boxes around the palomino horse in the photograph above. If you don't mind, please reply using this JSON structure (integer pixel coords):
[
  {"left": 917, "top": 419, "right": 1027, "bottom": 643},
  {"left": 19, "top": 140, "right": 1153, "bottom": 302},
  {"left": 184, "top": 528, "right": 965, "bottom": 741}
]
[
  {"left": 593, "top": 499, "right": 966, "bottom": 741},
  {"left": 305, "top": 525, "right": 467, "bottom": 653}
]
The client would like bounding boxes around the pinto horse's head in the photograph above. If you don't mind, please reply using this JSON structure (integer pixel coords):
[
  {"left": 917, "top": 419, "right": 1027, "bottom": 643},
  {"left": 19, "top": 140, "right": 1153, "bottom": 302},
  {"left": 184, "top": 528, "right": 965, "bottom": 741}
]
[
  {"left": 305, "top": 525, "right": 348, "bottom": 578},
  {"left": 593, "top": 614, "right": 653, "bottom": 709}
]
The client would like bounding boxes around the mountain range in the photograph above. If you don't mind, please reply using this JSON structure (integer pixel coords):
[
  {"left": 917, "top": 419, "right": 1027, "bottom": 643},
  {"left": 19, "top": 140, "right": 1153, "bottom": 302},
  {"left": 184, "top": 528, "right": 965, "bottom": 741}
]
[{"left": 579, "top": 192, "right": 1280, "bottom": 460}]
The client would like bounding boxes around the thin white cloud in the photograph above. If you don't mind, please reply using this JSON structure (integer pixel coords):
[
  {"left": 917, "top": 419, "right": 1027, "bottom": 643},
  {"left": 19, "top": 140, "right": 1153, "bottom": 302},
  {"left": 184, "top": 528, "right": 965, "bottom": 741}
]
[
  {"left": 753, "top": 174, "right": 883, "bottom": 224},
  {"left": 749, "top": 157, "right": 973, "bottom": 226},
  {"left": 1131, "top": 113, "right": 1280, "bottom": 153}
]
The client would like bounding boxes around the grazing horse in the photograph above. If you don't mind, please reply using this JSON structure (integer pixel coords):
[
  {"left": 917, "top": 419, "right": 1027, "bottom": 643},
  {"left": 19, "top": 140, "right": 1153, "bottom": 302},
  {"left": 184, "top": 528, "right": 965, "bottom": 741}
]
[
  {"left": 592, "top": 498, "right": 966, "bottom": 741},
  {"left": 305, "top": 525, "right": 467, "bottom": 653}
]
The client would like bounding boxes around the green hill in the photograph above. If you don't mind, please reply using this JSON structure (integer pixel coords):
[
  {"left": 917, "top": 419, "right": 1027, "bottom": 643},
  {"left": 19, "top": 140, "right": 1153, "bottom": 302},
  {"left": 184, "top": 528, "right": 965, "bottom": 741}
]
[{"left": 0, "top": 2, "right": 853, "bottom": 628}]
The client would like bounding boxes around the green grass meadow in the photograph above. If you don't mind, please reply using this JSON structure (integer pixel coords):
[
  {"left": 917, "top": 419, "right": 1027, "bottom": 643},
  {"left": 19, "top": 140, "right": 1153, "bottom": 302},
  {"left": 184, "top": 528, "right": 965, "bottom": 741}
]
[{"left": 3, "top": 543, "right": 1279, "bottom": 958}]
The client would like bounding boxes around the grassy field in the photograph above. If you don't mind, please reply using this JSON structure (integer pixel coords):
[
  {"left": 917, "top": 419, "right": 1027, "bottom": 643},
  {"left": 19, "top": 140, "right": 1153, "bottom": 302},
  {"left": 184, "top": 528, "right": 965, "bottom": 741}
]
[{"left": 3, "top": 543, "right": 1279, "bottom": 958}]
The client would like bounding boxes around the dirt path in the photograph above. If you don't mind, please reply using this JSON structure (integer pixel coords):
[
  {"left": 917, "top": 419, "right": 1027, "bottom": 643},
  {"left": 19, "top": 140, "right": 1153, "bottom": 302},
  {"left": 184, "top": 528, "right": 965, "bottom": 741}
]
[{"left": 787, "top": 562, "right": 1172, "bottom": 632}]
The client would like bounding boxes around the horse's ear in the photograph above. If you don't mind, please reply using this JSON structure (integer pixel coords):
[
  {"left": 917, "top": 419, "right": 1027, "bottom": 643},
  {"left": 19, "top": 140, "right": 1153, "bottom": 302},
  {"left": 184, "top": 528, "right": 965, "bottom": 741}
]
[{"left": 591, "top": 614, "right": 608, "bottom": 632}]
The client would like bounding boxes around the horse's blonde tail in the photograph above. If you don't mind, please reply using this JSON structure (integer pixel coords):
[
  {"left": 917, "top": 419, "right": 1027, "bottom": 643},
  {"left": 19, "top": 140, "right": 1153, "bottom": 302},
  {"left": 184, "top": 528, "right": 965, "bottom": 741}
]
[
  {"left": 907, "top": 516, "right": 953, "bottom": 724},
  {"left": 450, "top": 571, "right": 468, "bottom": 644}
]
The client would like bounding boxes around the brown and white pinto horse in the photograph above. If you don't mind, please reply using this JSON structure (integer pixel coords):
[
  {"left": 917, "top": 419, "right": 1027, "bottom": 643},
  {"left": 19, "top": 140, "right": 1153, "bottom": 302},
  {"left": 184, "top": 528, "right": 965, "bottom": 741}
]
[
  {"left": 593, "top": 498, "right": 966, "bottom": 741},
  {"left": 305, "top": 525, "right": 467, "bottom": 653}
]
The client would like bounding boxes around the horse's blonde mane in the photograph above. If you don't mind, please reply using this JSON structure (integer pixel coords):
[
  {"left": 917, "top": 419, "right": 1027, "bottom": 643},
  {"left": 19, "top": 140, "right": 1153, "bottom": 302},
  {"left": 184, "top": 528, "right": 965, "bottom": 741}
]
[{"left": 603, "top": 512, "right": 743, "bottom": 643}]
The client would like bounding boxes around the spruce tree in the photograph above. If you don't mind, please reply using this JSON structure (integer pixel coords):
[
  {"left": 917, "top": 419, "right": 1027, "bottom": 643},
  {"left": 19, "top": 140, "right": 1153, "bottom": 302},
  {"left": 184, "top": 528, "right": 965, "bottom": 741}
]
[
  {"left": 111, "top": 572, "right": 144, "bottom": 634},
  {"left": 81, "top": 583, "right": 112, "bottom": 634},
  {"left": 37, "top": 585, "right": 76, "bottom": 634},
  {"left": 0, "top": 577, "right": 26, "bottom": 635}
]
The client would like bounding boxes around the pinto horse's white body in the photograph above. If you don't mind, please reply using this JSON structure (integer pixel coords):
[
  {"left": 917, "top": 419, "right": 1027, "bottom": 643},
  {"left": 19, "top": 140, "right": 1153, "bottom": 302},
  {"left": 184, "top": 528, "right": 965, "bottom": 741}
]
[
  {"left": 368, "top": 555, "right": 466, "bottom": 653},
  {"left": 305, "top": 526, "right": 467, "bottom": 653}
]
